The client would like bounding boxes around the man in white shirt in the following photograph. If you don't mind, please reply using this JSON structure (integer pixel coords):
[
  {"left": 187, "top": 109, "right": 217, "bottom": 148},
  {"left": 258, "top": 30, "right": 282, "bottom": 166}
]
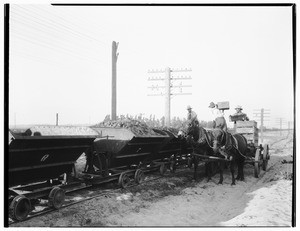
[
  {"left": 209, "top": 102, "right": 227, "bottom": 131},
  {"left": 187, "top": 105, "right": 199, "bottom": 126}
]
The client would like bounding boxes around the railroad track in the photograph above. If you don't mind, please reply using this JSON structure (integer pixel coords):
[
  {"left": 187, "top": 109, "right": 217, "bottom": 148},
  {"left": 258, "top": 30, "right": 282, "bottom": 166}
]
[{"left": 9, "top": 165, "right": 198, "bottom": 226}]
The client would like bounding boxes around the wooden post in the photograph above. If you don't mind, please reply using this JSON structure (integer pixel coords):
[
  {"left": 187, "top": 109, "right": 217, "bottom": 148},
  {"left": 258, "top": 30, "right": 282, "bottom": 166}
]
[
  {"left": 165, "top": 67, "right": 171, "bottom": 127},
  {"left": 56, "top": 113, "right": 58, "bottom": 126},
  {"left": 111, "top": 41, "right": 118, "bottom": 120}
]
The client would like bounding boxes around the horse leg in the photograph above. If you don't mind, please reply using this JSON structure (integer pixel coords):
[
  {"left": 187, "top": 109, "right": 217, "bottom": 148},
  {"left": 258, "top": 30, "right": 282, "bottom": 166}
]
[
  {"left": 193, "top": 156, "right": 199, "bottom": 180},
  {"left": 218, "top": 161, "right": 224, "bottom": 184},
  {"left": 230, "top": 160, "right": 236, "bottom": 185},
  {"left": 205, "top": 162, "right": 212, "bottom": 182},
  {"left": 240, "top": 158, "right": 245, "bottom": 181},
  {"left": 236, "top": 157, "right": 245, "bottom": 181},
  {"left": 236, "top": 161, "right": 241, "bottom": 180}
]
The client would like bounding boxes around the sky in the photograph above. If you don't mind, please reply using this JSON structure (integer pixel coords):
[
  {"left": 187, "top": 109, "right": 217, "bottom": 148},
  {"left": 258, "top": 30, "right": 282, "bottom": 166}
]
[{"left": 8, "top": 4, "right": 294, "bottom": 129}]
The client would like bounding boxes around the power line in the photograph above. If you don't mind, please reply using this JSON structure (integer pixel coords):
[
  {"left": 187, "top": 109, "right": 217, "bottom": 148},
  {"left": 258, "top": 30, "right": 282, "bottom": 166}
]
[
  {"left": 50, "top": 5, "right": 113, "bottom": 44},
  {"left": 10, "top": 9, "right": 107, "bottom": 58},
  {"left": 13, "top": 5, "right": 109, "bottom": 47},
  {"left": 10, "top": 31, "right": 101, "bottom": 65}
]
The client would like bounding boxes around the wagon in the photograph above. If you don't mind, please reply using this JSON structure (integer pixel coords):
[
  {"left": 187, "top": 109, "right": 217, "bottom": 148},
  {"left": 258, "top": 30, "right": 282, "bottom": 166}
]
[
  {"left": 82, "top": 127, "right": 170, "bottom": 188},
  {"left": 153, "top": 129, "right": 193, "bottom": 173},
  {"left": 8, "top": 125, "right": 98, "bottom": 221},
  {"left": 233, "top": 120, "right": 270, "bottom": 178}
]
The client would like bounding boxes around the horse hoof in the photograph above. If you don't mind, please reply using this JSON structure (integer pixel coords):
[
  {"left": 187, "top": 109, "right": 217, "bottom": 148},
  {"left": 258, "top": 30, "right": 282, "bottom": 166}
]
[
  {"left": 231, "top": 182, "right": 236, "bottom": 186},
  {"left": 218, "top": 181, "right": 223, "bottom": 185}
]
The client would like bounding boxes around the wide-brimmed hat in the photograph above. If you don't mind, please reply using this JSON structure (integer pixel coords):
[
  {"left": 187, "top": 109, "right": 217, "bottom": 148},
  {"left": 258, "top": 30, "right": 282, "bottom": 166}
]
[
  {"left": 235, "top": 105, "right": 243, "bottom": 110},
  {"left": 208, "top": 102, "right": 215, "bottom": 108},
  {"left": 187, "top": 105, "right": 192, "bottom": 110}
]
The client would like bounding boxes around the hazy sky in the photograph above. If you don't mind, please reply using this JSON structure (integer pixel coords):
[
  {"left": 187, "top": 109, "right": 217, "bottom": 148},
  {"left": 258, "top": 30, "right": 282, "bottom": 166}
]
[{"left": 8, "top": 4, "right": 294, "bottom": 128}]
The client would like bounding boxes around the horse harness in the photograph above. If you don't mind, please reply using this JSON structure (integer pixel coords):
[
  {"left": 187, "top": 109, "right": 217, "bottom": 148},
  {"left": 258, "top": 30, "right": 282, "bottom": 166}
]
[{"left": 220, "top": 131, "right": 249, "bottom": 159}]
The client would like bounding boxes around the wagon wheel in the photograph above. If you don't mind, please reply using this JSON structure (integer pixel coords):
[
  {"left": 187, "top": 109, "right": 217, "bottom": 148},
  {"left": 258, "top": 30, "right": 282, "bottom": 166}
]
[
  {"left": 254, "top": 149, "right": 261, "bottom": 178},
  {"left": 48, "top": 187, "right": 65, "bottom": 209},
  {"left": 9, "top": 195, "right": 31, "bottom": 221},
  {"left": 134, "top": 169, "right": 144, "bottom": 184},
  {"left": 262, "top": 144, "right": 269, "bottom": 171},
  {"left": 118, "top": 173, "right": 130, "bottom": 188},
  {"left": 159, "top": 163, "right": 167, "bottom": 175}
]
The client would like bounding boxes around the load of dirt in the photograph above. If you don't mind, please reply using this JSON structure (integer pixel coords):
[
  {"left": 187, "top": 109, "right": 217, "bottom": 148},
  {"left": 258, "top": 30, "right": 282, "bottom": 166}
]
[
  {"left": 153, "top": 126, "right": 180, "bottom": 136},
  {"left": 92, "top": 119, "right": 164, "bottom": 136}
]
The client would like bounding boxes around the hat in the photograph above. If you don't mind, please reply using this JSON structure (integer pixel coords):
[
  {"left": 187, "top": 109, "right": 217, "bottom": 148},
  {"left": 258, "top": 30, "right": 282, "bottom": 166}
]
[
  {"left": 235, "top": 105, "right": 243, "bottom": 110},
  {"left": 208, "top": 102, "right": 215, "bottom": 108},
  {"left": 187, "top": 105, "right": 192, "bottom": 110}
]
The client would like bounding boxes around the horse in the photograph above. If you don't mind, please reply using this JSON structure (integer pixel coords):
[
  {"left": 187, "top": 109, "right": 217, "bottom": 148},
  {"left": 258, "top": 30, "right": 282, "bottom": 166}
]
[
  {"left": 186, "top": 123, "right": 223, "bottom": 183},
  {"left": 211, "top": 128, "right": 248, "bottom": 185}
]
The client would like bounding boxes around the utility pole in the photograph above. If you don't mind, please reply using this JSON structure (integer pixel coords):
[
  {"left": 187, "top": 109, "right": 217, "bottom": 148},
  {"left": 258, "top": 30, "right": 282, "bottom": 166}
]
[
  {"left": 253, "top": 108, "right": 270, "bottom": 143},
  {"left": 275, "top": 117, "right": 286, "bottom": 136},
  {"left": 288, "top": 121, "right": 293, "bottom": 135},
  {"left": 111, "top": 41, "right": 119, "bottom": 120},
  {"left": 148, "top": 67, "right": 192, "bottom": 127}
]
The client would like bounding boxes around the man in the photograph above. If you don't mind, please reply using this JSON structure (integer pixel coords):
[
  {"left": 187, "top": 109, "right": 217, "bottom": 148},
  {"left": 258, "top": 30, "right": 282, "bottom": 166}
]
[
  {"left": 233, "top": 105, "right": 249, "bottom": 121},
  {"left": 209, "top": 102, "right": 227, "bottom": 131},
  {"left": 187, "top": 105, "right": 199, "bottom": 126}
]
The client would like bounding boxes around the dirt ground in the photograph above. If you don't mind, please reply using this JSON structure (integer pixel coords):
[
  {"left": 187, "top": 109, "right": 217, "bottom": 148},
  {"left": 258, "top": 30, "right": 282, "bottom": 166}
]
[{"left": 11, "top": 130, "right": 294, "bottom": 227}]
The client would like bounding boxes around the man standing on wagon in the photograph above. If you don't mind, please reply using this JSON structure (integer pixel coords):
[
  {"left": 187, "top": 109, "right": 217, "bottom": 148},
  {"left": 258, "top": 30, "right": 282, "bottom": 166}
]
[
  {"left": 187, "top": 105, "right": 199, "bottom": 126},
  {"left": 209, "top": 102, "right": 227, "bottom": 131}
]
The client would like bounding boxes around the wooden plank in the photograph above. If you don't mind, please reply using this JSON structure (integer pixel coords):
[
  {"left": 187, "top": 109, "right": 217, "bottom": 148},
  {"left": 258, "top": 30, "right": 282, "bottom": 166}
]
[
  {"left": 236, "top": 127, "right": 256, "bottom": 133},
  {"left": 236, "top": 120, "right": 257, "bottom": 128},
  {"left": 237, "top": 133, "right": 258, "bottom": 138},
  {"left": 242, "top": 134, "right": 258, "bottom": 141}
]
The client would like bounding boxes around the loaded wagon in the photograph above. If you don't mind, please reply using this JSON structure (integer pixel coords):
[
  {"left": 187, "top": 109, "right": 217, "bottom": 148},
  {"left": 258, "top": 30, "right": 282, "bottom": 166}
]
[
  {"left": 153, "top": 129, "right": 193, "bottom": 173},
  {"left": 83, "top": 126, "right": 171, "bottom": 188},
  {"left": 233, "top": 120, "right": 270, "bottom": 177},
  {"left": 8, "top": 125, "right": 98, "bottom": 221}
]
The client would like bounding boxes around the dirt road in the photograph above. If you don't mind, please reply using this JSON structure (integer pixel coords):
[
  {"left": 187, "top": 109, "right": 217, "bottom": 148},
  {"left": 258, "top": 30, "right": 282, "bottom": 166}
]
[{"left": 11, "top": 131, "right": 294, "bottom": 227}]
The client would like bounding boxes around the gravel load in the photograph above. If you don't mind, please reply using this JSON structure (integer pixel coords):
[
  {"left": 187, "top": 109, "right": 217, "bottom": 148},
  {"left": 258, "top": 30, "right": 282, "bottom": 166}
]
[
  {"left": 92, "top": 119, "right": 164, "bottom": 137},
  {"left": 153, "top": 126, "right": 180, "bottom": 136},
  {"left": 12, "top": 125, "right": 98, "bottom": 137}
]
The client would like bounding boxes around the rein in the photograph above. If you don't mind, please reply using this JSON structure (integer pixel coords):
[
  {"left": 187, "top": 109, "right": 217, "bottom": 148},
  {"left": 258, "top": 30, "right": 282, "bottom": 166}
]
[{"left": 202, "top": 128, "right": 214, "bottom": 149}]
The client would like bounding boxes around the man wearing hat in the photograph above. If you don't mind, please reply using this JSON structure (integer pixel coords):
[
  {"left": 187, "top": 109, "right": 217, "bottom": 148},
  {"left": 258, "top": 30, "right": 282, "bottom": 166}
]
[
  {"left": 187, "top": 105, "right": 199, "bottom": 125},
  {"left": 233, "top": 105, "right": 249, "bottom": 121},
  {"left": 209, "top": 102, "right": 227, "bottom": 131}
]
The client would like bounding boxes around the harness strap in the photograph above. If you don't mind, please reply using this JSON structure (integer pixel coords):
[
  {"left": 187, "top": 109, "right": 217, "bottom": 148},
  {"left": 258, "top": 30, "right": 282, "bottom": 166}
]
[
  {"left": 232, "top": 135, "right": 238, "bottom": 150},
  {"left": 232, "top": 134, "right": 250, "bottom": 159},
  {"left": 203, "top": 129, "right": 214, "bottom": 149}
]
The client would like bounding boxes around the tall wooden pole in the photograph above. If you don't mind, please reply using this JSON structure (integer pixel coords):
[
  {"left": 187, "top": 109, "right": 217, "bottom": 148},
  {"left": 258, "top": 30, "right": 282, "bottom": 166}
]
[
  {"left": 165, "top": 67, "right": 171, "bottom": 127},
  {"left": 148, "top": 68, "right": 192, "bottom": 127},
  {"left": 111, "top": 41, "right": 118, "bottom": 120}
]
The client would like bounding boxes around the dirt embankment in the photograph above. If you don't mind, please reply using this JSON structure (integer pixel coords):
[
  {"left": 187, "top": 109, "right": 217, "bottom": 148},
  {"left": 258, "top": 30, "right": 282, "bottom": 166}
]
[{"left": 11, "top": 131, "right": 294, "bottom": 227}]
